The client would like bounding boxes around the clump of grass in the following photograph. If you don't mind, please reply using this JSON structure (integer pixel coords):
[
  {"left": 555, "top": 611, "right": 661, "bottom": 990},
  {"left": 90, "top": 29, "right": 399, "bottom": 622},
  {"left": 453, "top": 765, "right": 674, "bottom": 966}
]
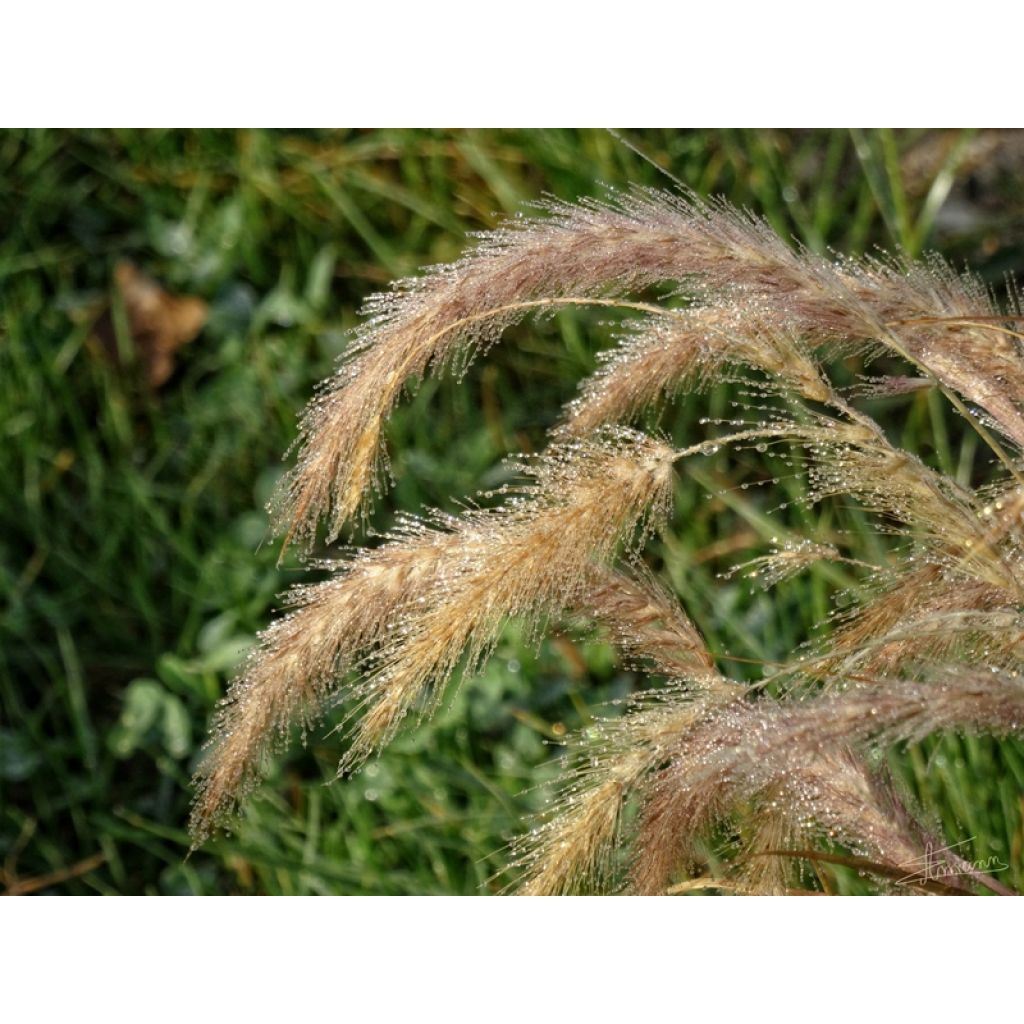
[{"left": 192, "top": 186, "right": 1024, "bottom": 894}]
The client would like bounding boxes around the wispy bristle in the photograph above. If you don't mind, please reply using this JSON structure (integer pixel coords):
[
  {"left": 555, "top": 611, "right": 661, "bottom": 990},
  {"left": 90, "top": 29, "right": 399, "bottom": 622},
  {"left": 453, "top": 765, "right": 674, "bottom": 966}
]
[
  {"left": 273, "top": 188, "right": 1024, "bottom": 550},
  {"left": 191, "top": 429, "right": 675, "bottom": 842},
  {"left": 340, "top": 430, "right": 677, "bottom": 769},
  {"left": 574, "top": 562, "right": 725, "bottom": 684},
  {"left": 559, "top": 306, "right": 830, "bottom": 436}
]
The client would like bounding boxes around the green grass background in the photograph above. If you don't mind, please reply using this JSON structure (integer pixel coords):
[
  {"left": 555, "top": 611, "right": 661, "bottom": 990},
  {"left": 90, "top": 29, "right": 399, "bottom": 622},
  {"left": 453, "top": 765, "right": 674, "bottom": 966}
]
[{"left": 3, "top": 128, "right": 1024, "bottom": 895}]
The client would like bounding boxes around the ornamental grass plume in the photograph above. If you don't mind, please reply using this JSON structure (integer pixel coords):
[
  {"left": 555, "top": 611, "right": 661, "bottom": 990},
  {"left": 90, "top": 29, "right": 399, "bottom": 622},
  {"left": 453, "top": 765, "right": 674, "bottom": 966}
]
[
  {"left": 192, "top": 187, "right": 1024, "bottom": 894},
  {"left": 192, "top": 430, "right": 675, "bottom": 840}
]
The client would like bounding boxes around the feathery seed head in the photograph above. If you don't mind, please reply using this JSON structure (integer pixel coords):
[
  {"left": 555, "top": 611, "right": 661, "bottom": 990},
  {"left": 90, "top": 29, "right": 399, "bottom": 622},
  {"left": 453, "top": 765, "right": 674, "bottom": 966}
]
[{"left": 194, "top": 183, "right": 1024, "bottom": 894}]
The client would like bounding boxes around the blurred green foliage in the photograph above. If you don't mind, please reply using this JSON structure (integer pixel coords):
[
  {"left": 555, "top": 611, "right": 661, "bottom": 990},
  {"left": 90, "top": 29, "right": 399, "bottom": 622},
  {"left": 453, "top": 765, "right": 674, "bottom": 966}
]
[{"left": 2, "top": 129, "right": 1023, "bottom": 894}]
